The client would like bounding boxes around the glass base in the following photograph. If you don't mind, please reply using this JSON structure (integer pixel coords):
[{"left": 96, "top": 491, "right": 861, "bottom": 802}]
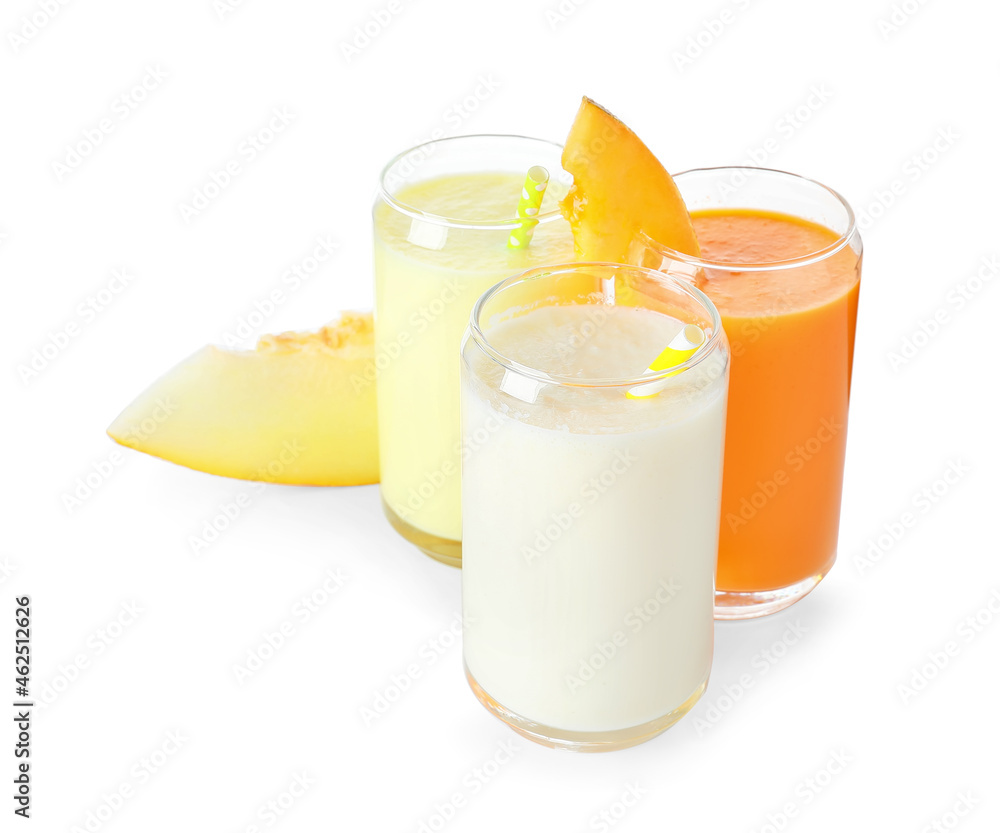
[
  {"left": 465, "top": 663, "right": 707, "bottom": 752},
  {"left": 714, "top": 571, "right": 825, "bottom": 620},
  {"left": 381, "top": 497, "right": 462, "bottom": 568}
]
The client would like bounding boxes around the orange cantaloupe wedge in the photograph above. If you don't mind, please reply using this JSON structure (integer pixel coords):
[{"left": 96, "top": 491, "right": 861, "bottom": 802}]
[
  {"left": 560, "top": 97, "right": 701, "bottom": 263},
  {"left": 107, "top": 312, "right": 379, "bottom": 485}
]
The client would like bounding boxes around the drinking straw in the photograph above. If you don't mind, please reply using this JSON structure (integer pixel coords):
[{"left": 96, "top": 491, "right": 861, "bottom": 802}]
[
  {"left": 508, "top": 166, "right": 550, "bottom": 249},
  {"left": 626, "top": 324, "right": 705, "bottom": 399}
]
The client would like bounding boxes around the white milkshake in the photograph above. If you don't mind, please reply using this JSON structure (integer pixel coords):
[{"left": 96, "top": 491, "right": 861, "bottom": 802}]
[{"left": 461, "top": 272, "right": 729, "bottom": 750}]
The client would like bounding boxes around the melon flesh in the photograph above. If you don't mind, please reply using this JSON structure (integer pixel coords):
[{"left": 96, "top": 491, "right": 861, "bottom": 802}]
[
  {"left": 107, "top": 313, "right": 378, "bottom": 485},
  {"left": 561, "top": 97, "right": 701, "bottom": 263}
]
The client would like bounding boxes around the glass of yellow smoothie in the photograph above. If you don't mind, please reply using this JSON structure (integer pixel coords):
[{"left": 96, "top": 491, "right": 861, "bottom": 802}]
[
  {"left": 373, "top": 136, "right": 574, "bottom": 565},
  {"left": 461, "top": 262, "right": 730, "bottom": 750}
]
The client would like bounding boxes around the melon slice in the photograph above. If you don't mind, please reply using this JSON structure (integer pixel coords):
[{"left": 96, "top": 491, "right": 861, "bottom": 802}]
[
  {"left": 560, "top": 97, "right": 701, "bottom": 263},
  {"left": 107, "top": 312, "right": 378, "bottom": 485}
]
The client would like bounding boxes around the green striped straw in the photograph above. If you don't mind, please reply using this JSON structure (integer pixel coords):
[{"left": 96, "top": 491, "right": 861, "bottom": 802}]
[{"left": 508, "top": 165, "right": 550, "bottom": 249}]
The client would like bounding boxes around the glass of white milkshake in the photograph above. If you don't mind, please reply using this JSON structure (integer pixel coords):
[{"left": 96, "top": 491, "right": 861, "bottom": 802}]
[
  {"left": 373, "top": 136, "right": 574, "bottom": 566},
  {"left": 461, "top": 263, "right": 730, "bottom": 751}
]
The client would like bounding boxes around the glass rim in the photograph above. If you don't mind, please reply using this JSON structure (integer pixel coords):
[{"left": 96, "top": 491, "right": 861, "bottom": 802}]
[
  {"left": 468, "top": 262, "right": 725, "bottom": 389},
  {"left": 377, "top": 133, "right": 569, "bottom": 231},
  {"left": 643, "top": 165, "right": 859, "bottom": 272}
]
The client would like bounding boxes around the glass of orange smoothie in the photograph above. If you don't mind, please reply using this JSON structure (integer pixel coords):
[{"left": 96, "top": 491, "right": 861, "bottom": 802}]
[{"left": 633, "top": 166, "right": 862, "bottom": 619}]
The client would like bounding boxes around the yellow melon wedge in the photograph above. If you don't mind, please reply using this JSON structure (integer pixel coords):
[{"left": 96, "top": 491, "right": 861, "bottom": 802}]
[
  {"left": 107, "top": 312, "right": 378, "bottom": 485},
  {"left": 561, "top": 97, "right": 701, "bottom": 263}
]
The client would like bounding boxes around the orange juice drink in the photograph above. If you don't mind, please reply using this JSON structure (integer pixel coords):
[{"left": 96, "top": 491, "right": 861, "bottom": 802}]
[{"left": 636, "top": 167, "right": 862, "bottom": 618}]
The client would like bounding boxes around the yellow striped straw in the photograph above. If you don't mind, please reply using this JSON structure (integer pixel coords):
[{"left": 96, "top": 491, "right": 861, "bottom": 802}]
[
  {"left": 508, "top": 165, "right": 550, "bottom": 249},
  {"left": 626, "top": 324, "right": 706, "bottom": 399}
]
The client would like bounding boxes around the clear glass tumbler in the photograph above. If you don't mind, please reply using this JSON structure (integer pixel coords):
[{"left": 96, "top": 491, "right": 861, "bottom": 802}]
[
  {"left": 461, "top": 262, "right": 730, "bottom": 751},
  {"left": 373, "top": 135, "right": 574, "bottom": 566},
  {"left": 632, "top": 166, "right": 862, "bottom": 619}
]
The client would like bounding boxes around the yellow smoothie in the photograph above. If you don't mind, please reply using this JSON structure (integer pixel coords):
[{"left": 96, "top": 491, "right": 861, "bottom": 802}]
[{"left": 373, "top": 171, "right": 573, "bottom": 562}]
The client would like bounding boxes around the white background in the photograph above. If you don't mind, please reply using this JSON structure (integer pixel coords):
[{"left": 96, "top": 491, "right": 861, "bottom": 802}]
[{"left": 3, "top": 0, "right": 998, "bottom": 830}]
